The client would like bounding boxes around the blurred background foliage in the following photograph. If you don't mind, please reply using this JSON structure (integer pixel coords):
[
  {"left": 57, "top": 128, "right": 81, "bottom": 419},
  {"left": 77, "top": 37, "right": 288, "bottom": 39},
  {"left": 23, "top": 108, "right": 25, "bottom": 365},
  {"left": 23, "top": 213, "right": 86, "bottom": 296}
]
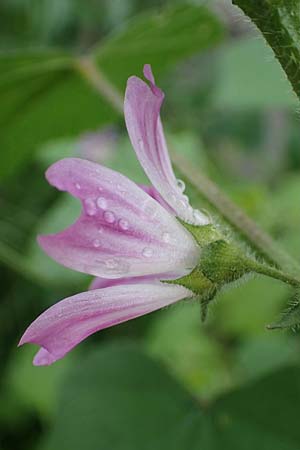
[{"left": 1, "top": 1, "right": 300, "bottom": 449}]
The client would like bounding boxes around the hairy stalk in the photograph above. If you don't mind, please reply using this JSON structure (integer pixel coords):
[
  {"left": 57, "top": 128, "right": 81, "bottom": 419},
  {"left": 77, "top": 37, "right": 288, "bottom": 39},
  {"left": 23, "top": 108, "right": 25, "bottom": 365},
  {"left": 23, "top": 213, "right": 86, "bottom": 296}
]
[
  {"left": 232, "top": 0, "right": 300, "bottom": 101},
  {"left": 250, "top": 261, "right": 300, "bottom": 288},
  {"left": 75, "top": 55, "right": 300, "bottom": 279}
]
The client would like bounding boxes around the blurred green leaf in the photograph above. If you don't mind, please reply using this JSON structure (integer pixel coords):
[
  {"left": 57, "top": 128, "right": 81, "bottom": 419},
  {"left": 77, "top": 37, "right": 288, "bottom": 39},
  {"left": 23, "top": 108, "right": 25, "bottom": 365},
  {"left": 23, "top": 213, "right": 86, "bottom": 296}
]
[
  {"left": 213, "top": 276, "right": 289, "bottom": 336},
  {"left": 5, "top": 345, "right": 75, "bottom": 421},
  {"left": 0, "top": 51, "right": 116, "bottom": 180},
  {"left": 41, "top": 342, "right": 300, "bottom": 450},
  {"left": 147, "top": 302, "right": 233, "bottom": 399},
  {"left": 215, "top": 37, "right": 298, "bottom": 109},
  {"left": 95, "top": 5, "right": 223, "bottom": 88},
  {"left": 0, "top": 4, "right": 223, "bottom": 179}
]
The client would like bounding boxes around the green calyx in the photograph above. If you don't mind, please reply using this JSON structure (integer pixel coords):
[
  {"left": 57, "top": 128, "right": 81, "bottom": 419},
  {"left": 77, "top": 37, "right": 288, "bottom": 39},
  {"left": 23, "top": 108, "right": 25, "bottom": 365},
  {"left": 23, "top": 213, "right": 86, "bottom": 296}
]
[
  {"left": 164, "top": 222, "right": 254, "bottom": 320},
  {"left": 165, "top": 220, "right": 300, "bottom": 321},
  {"left": 177, "top": 222, "right": 253, "bottom": 286}
]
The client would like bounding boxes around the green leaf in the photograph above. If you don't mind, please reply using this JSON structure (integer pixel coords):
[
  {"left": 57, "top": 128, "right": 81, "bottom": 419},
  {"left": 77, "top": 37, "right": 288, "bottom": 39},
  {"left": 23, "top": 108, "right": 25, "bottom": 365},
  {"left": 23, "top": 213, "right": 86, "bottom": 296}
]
[
  {"left": 5, "top": 345, "right": 74, "bottom": 420},
  {"left": 146, "top": 303, "right": 233, "bottom": 399},
  {"left": 0, "top": 51, "right": 116, "bottom": 180},
  {"left": 232, "top": 0, "right": 300, "bottom": 102},
  {"left": 95, "top": 5, "right": 223, "bottom": 88},
  {"left": 0, "top": 4, "right": 223, "bottom": 179},
  {"left": 41, "top": 343, "right": 300, "bottom": 450},
  {"left": 215, "top": 37, "right": 298, "bottom": 108},
  {"left": 214, "top": 276, "right": 289, "bottom": 336}
]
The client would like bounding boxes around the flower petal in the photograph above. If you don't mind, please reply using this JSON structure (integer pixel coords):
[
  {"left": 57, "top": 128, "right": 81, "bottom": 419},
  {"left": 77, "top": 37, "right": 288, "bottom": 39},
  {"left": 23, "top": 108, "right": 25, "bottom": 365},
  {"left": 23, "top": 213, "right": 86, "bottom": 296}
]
[
  {"left": 19, "top": 283, "right": 192, "bottom": 365},
  {"left": 138, "top": 184, "right": 173, "bottom": 213},
  {"left": 38, "top": 158, "right": 199, "bottom": 278},
  {"left": 89, "top": 272, "right": 177, "bottom": 290},
  {"left": 124, "top": 64, "right": 209, "bottom": 225}
]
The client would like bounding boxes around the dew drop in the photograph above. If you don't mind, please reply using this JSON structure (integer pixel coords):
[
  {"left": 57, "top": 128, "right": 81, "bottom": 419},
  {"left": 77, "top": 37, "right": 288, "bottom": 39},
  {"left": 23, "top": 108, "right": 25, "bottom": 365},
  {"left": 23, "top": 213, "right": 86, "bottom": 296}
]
[
  {"left": 84, "top": 198, "right": 97, "bottom": 216},
  {"left": 170, "top": 193, "right": 177, "bottom": 203},
  {"left": 143, "top": 200, "right": 157, "bottom": 217},
  {"left": 106, "top": 258, "right": 118, "bottom": 269},
  {"left": 104, "top": 210, "right": 115, "bottom": 224},
  {"left": 162, "top": 232, "right": 171, "bottom": 243},
  {"left": 193, "top": 209, "right": 204, "bottom": 223},
  {"left": 96, "top": 197, "right": 107, "bottom": 209},
  {"left": 98, "top": 186, "right": 103, "bottom": 192},
  {"left": 93, "top": 239, "right": 100, "bottom": 248},
  {"left": 183, "top": 194, "right": 189, "bottom": 204},
  {"left": 118, "top": 218, "right": 129, "bottom": 231},
  {"left": 177, "top": 179, "right": 185, "bottom": 192},
  {"left": 138, "top": 138, "right": 144, "bottom": 151},
  {"left": 75, "top": 182, "right": 81, "bottom": 190},
  {"left": 142, "top": 247, "right": 153, "bottom": 258}
]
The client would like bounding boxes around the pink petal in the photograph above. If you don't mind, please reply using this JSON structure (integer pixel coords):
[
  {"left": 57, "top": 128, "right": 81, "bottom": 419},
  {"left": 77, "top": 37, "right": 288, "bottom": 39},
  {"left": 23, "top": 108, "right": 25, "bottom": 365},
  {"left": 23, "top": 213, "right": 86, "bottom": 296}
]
[
  {"left": 124, "top": 64, "right": 209, "bottom": 226},
  {"left": 89, "top": 272, "right": 177, "bottom": 290},
  {"left": 38, "top": 158, "right": 199, "bottom": 279},
  {"left": 138, "top": 184, "right": 173, "bottom": 213},
  {"left": 19, "top": 283, "right": 192, "bottom": 365}
]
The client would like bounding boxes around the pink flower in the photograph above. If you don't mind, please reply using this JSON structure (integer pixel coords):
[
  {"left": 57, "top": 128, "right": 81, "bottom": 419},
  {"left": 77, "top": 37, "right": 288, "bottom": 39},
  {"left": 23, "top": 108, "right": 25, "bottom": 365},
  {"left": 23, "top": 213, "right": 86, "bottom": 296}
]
[{"left": 19, "top": 65, "right": 210, "bottom": 366}]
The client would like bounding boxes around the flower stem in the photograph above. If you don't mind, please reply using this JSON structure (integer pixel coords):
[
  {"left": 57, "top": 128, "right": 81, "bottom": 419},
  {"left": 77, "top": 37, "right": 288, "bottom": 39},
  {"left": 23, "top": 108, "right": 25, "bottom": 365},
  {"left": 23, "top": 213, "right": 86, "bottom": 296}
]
[
  {"left": 249, "top": 260, "right": 300, "bottom": 288},
  {"left": 75, "top": 55, "right": 300, "bottom": 279}
]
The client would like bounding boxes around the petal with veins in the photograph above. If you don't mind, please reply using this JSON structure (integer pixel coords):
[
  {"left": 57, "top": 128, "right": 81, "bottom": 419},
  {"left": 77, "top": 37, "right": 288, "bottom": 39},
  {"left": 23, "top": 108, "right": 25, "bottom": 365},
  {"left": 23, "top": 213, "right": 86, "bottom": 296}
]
[
  {"left": 38, "top": 158, "right": 199, "bottom": 278},
  {"left": 89, "top": 272, "right": 178, "bottom": 290},
  {"left": 124, "top": 64, "right": 209, "bottom": 226},
  {"left": 19, "top": 283, "right": 192, "bottom": 366}
]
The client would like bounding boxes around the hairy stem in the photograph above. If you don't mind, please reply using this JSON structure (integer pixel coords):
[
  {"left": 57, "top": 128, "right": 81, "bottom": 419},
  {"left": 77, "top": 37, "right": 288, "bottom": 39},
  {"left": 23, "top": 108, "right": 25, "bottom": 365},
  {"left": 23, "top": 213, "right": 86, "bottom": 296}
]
[
  {"left": 232, "top": 0, "right": 300, "bottom": 100},
  {"left": 250, "top": 260, "right": 300, "bottom": 287},
  {"left": 76, "top": 55, "right": 300, "bottom": 278}
]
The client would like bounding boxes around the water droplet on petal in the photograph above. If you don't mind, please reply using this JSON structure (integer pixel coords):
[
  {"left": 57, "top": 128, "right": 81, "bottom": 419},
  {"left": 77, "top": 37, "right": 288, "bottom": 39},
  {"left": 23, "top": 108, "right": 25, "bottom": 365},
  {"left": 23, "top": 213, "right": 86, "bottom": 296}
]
[
  {"left": 93, "top": 239, "right": 100, "bottom": 248},
  {"left": 106, "top": 258, "right": 118, "bottom": 269},
  {"left": 118, "top": 218, "right": 129, "bottom": 230},
  {"left": 162, "top": 232, "right": 171, "bottom": 243},
  {"left": 142, "top": 247, "right": 153, "bottom": 258},
  {"left": 193, "top": 209, "right": 204, "bottom": 223},
  {"left": 143, "top": 200, "right": 158, "bottom": 217},
  {"left": 138, "top": 138, "right": 144, "bottom": 151},
  {"left": 177, "top": 179, "right": 185, "bottom": 192},
  {"left": 75, "top": 182, "right": 81, "bottom": 190},
  {"left": 104, "top": 210, "right": 115, "bottom": 224},
  {"left": 84, "top": 198, "right": 97, "bottom": 216},
  {"left": 96, "top": 197, "right": 107, "bottom": 209},
  {"left": 98, "top": 186, "right": 103, "bottom": 192}
]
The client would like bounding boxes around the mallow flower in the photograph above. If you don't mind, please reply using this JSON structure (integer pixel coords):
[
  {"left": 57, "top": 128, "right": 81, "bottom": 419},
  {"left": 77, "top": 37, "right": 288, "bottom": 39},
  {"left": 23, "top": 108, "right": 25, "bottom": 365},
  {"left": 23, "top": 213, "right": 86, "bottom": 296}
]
[{"left": 19, "top": 65, "right": 281, "bottom": 366}]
